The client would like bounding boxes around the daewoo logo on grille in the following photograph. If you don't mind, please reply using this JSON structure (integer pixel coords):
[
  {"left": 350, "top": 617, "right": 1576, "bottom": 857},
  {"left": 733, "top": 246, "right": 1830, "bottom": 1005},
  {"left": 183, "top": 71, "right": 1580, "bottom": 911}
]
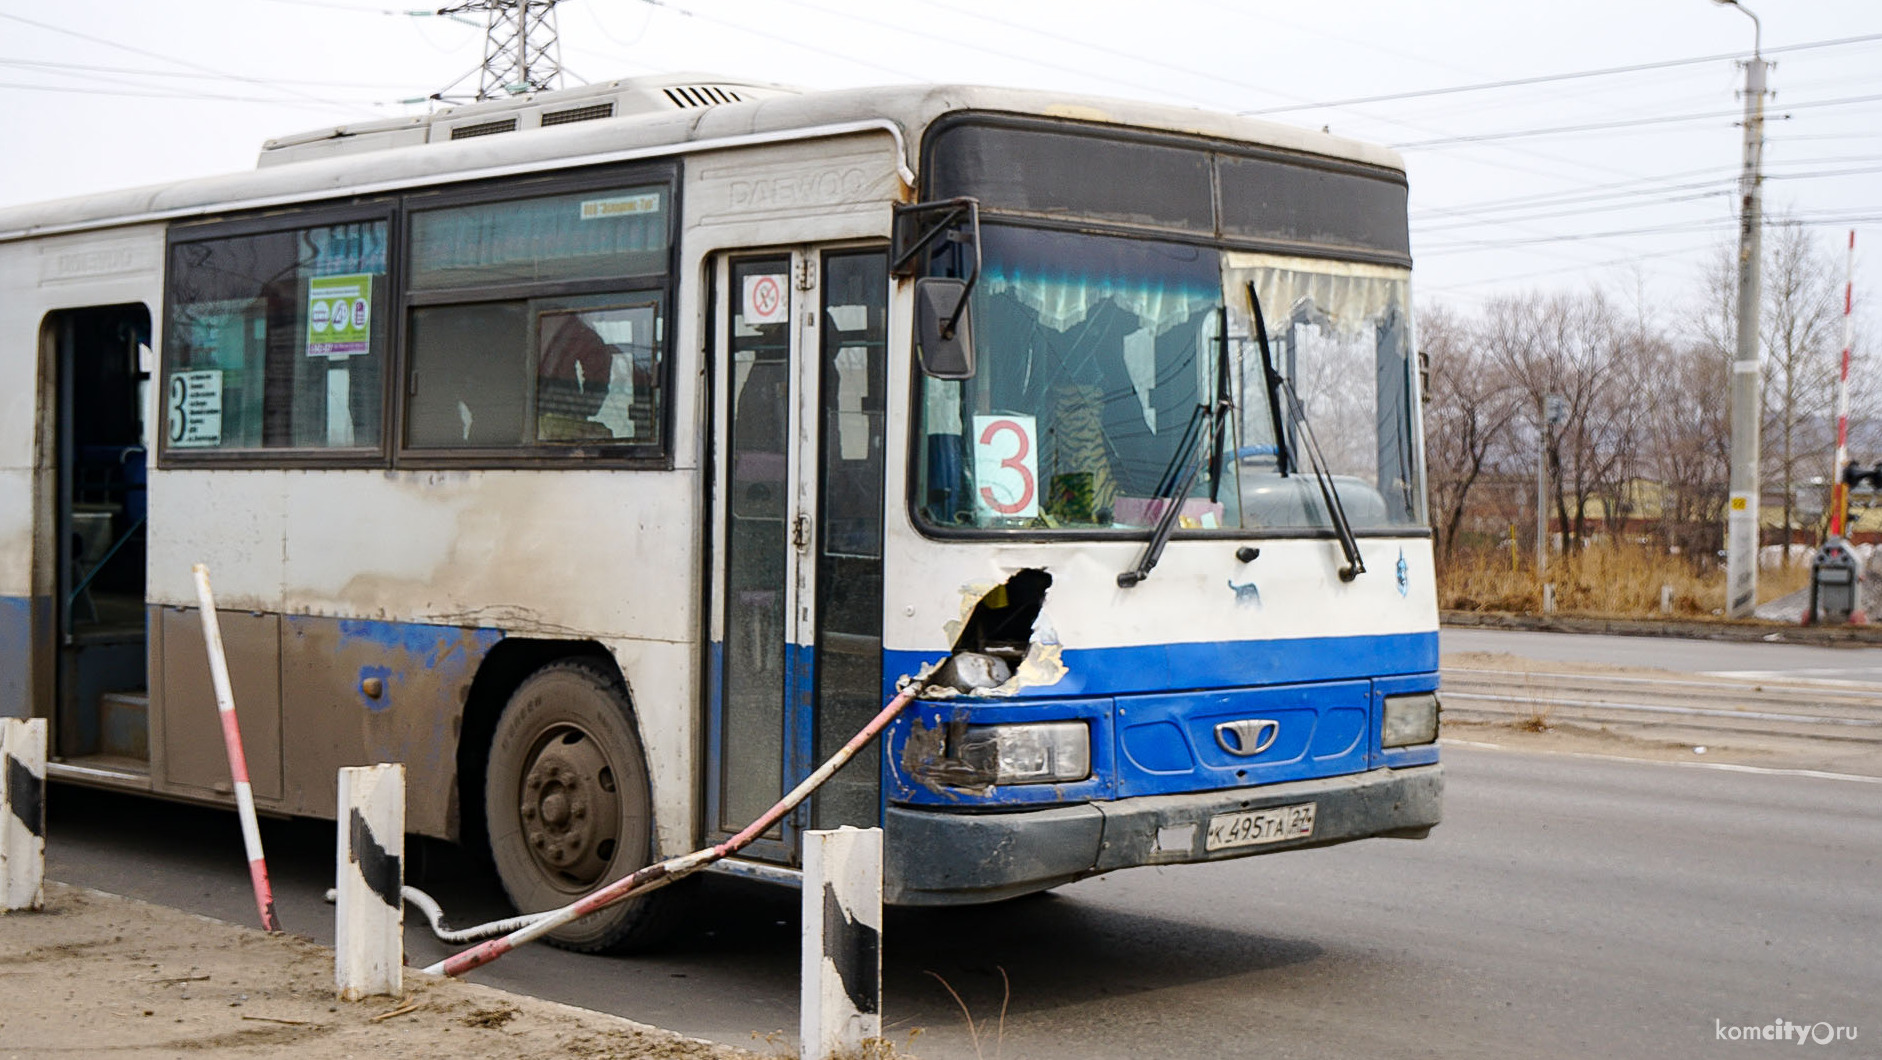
[{"left": 1214, "top": 719, "right": 1280, "bottom": 756}]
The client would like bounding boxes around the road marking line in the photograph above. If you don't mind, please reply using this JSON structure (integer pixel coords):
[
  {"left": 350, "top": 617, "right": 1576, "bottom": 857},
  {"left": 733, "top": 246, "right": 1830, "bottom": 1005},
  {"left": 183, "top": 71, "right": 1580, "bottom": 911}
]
[{"left": 1438, "top": 738, "right": 1882, "bottom": 784}]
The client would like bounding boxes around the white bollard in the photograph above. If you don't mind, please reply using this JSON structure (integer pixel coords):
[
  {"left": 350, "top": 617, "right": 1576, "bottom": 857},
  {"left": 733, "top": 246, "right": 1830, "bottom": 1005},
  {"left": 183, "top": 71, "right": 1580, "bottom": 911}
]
[
  {"left": 1661, "top": 584, "right": 1675, "bottom": 615},
  {"left": 1542, "top": 583, "right": 1557, "bottom": 614},
  {"left": 1, "top": 718, "right": 47, "bottom": 912},
  {"left": 335, "top": 764, "right": 404, "bottom": 1000},
  {"left": 801, "top": 826, "right": 883, "bottom": 1060}
]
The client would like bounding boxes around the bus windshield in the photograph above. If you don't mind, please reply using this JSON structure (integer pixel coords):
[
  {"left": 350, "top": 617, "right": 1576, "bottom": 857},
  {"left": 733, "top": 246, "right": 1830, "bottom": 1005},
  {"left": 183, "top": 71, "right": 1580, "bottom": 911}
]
[{"left": 913, "top": 226, "right": 1422, "bottom": 533}]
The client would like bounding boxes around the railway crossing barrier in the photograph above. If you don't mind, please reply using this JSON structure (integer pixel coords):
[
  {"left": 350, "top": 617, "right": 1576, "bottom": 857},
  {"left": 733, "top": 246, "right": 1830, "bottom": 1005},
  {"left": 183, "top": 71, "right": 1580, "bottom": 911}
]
[
  {"left": 1, "top": 717, "right": 46, "bottom": 912},
  {"left": 336, "top": 763, "right": 404, "bottom": 1000}
]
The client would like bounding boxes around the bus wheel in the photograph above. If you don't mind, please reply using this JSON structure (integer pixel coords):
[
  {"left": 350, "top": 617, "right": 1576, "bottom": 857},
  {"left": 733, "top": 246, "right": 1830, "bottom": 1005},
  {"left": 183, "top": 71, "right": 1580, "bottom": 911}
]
[{"left": 484, "top": 659, "right": 671, "bottom": 953}]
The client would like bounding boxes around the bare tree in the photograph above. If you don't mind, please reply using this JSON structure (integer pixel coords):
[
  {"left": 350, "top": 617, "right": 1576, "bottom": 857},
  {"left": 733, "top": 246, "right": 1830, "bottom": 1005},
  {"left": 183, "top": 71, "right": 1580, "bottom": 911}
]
[
  {"left": 1422, "top": 305, "right": 1520, "bottom": 560},
  {"left": 1482, "top": 290, "right": 1634, "bottom": 554},
  {"left": 1759, "top": 220, "right": 1843, "bottom": 551}
]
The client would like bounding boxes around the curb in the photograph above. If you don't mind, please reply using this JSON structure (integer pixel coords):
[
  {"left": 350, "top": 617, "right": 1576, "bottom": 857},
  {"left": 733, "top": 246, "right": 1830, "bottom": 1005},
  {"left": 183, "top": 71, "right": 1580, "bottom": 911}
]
[{"left": 1440, "top": 610, "right": 1882, "bottom": 649}]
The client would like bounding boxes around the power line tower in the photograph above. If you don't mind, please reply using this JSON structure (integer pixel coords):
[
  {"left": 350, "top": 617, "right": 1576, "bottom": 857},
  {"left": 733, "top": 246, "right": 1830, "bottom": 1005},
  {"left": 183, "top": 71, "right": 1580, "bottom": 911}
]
[{"left": 438, "top": 0, "right": 566, "bottom": 100}]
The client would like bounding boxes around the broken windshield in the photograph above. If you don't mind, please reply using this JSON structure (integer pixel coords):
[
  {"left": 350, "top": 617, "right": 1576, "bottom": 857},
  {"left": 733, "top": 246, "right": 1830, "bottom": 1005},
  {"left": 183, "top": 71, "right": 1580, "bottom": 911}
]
[{"left": 912, "top": 227, "right": 1424, "bottom": 534}]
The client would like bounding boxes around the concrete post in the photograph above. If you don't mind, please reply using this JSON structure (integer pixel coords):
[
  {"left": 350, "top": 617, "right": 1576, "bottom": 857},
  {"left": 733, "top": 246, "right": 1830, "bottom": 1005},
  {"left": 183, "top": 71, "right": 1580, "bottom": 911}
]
[
  {"left": 1724, "top": 50, "right": 1770, "bottom": 618},
  {"left": 336, "top": 764, "right": 403, "bottom": 1000},
  {"left": 1, "top": 718, "right": 46, "bottom": 912},
  {"left": 801, "top": 826, "right": 882, "bottom": 1060}
]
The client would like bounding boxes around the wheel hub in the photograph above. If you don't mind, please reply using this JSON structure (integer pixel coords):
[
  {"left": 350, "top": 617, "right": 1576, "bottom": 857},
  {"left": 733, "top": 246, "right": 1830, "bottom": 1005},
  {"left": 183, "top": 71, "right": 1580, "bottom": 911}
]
[{"left": 518, "top": 729, "right": 620, "bottom": 885}]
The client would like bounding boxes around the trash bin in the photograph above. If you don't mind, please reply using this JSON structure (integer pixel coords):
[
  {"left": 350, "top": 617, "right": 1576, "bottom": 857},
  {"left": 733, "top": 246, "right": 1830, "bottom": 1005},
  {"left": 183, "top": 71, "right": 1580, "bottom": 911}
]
[{"left": 1808, "top": 537, "right": 1862, "bottom": 625}]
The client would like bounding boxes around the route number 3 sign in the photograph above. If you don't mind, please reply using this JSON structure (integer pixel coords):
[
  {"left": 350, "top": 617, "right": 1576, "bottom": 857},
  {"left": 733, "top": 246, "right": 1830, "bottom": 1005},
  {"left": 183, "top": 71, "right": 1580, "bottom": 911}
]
[{"left": 972, "top": 414, "right": 1039, "bottom": 520}]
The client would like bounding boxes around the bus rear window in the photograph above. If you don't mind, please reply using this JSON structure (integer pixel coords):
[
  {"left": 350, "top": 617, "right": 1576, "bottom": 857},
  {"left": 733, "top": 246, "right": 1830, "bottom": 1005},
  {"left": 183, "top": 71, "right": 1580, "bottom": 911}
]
[{"left": 162, "top": 219, "right": 388, "bottom": 452}]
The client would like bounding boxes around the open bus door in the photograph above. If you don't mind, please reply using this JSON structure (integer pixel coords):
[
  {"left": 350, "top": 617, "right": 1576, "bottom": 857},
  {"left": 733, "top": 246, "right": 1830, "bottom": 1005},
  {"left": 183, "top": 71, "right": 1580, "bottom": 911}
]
[
  {"left": 43, "top": 305, "right": 151, "bottom": 770},
  {"left": 706, "top": 247, "right": 889, "bottom": 866}
]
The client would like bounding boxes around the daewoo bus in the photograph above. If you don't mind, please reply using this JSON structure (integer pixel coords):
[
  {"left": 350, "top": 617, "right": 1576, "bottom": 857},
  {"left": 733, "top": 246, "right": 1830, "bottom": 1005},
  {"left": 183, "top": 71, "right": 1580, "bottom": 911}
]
[{"left": 0, "top": 73, "right": 1441, "bottom": 951}]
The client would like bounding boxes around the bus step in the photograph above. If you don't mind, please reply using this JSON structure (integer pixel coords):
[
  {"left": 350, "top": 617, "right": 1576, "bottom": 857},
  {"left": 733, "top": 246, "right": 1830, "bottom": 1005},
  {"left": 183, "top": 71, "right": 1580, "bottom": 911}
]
[{"left": 98, "top": 691, "right": 149, "bottom": 760}]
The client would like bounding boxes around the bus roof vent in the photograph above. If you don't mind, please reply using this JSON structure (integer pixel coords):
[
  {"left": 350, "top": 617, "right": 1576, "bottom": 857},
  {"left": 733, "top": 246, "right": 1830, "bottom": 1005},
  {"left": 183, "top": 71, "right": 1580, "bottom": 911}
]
[
  {"left": 257, "top": 73, "right": 799, "bottom": 167},
  {"left": 540, "top": 101, "right": 614, "bottom": 127},
  {"left": 664, "top": 84, "right": 742, "bottom": 108},
  {"left": 449, "top": 117, "right": 519, "bottom": 140}
]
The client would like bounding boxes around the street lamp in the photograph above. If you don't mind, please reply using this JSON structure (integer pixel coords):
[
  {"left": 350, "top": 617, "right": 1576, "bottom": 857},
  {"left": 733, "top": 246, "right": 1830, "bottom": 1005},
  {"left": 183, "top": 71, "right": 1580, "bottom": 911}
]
[
  {"left": 1714, "top": 0, "right": 1769, "bottom": 617},
  {"left": 1711, "top": 0, "right": 1762, "bottom": 57}
]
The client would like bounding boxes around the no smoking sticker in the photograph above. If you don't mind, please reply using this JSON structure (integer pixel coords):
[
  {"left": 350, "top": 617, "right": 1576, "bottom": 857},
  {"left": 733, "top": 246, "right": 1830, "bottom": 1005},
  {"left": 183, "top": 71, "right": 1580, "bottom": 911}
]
[{"left": 742, "top": 274, "right": 788, "bottom": 325}]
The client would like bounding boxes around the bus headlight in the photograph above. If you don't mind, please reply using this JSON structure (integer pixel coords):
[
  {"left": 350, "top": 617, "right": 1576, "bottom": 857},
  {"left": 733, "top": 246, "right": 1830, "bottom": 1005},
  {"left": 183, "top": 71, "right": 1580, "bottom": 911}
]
[
  {"left": 956, "top": 721, "right": 1091, "bottom": 786},
  {"left": 1382, "top": 693, "right": 1440, "bottom": 747}
]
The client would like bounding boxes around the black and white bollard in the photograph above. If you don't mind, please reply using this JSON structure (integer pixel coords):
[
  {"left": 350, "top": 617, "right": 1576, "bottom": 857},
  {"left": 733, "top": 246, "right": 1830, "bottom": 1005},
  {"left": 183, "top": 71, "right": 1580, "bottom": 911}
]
[
  {"left": 801, "top": 826, "right": 882, "bottom": 1060},
  {"left": 335, "top": 764, "right": 403, "bottom": 1000},
  {"left": 1, "top": 718, "right": 46, "bottom": 912}
]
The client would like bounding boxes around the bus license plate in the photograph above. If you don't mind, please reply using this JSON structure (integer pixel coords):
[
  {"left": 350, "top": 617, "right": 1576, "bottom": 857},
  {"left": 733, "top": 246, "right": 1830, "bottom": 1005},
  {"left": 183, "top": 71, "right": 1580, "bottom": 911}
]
[{"left": 1205, "top": 802, "right": 1316, "bottom": 851}]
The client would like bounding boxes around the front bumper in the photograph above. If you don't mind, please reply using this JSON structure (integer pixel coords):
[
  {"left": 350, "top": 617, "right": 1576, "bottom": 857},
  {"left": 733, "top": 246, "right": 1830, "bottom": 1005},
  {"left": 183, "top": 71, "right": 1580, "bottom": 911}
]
[{"left": 884, "top": 763, "right": 1442, "bottom": 905}]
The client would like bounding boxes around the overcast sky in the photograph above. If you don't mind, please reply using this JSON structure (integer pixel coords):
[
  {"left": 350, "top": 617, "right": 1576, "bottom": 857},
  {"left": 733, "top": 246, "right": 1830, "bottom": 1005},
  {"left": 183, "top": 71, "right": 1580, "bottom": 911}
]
[{"left": 2, "top": 0, "right": 1877, "bottom": 316}]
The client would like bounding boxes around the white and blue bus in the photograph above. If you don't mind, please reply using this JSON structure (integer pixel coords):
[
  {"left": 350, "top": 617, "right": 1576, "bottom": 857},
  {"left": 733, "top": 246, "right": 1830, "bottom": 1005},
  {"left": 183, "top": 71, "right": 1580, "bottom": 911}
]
[{"left": 0, "top": 73, "right": 1440, "bottom": 951}]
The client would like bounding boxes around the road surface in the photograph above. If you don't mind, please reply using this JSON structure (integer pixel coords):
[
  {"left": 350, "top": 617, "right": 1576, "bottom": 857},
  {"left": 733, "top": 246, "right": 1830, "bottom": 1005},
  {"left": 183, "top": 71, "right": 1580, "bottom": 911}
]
[
  {"left": 40, "top": 739, "right": 1881, "bottom": 1058},
  {"left": 1443, "top": 626, "right": 1882, "bottom": 683}
]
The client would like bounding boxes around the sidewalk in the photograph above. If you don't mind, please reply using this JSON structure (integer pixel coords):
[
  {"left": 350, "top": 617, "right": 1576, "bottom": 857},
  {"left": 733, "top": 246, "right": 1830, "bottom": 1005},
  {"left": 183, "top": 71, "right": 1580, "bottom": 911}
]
[{"left": 0, "top": 882, "right": 762, "bottom": 1060}]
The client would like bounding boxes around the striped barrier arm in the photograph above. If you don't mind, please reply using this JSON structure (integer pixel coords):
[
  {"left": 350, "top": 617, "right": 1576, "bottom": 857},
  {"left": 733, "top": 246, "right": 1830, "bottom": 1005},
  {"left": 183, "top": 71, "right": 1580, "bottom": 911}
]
[{"left": 192, "top": 564, "right": 281, "bottom": 934}]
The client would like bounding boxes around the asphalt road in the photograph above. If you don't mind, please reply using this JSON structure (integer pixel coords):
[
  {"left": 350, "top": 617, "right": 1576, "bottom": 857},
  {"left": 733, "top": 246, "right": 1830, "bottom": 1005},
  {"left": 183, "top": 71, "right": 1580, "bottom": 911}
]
[
  {"left": 41, "top": 740, "right": 1881, "bottom": 1059},
  {"left": 1444, "top": 626, "right": 1882, "bottom": 683}
]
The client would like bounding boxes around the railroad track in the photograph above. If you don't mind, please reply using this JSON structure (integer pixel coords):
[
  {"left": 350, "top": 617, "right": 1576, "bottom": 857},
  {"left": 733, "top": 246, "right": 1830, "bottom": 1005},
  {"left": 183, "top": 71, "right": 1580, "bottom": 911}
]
[{"left": 1439, "top": 666, "right": 1882, "bottom": 744}]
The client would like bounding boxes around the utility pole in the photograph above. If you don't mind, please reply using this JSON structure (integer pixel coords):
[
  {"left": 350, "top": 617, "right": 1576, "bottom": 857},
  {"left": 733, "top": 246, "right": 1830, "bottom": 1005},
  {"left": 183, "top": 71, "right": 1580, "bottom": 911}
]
[
  {"left": 1716, "top": 0, "right": 1769, "bottom": 618},
  {"left": 438, "top": 0, "right": 566, "bottom": 101},
  {"left": 1536, "top": 394, "right": 1564, "bottom": 575}
]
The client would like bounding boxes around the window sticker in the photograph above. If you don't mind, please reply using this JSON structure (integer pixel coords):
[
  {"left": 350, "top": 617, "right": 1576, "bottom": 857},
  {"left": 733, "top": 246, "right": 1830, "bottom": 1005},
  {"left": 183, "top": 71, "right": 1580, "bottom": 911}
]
[
  {"left": 167, "top": 370, "right": 224, "bottom": 448},
  {"left": 580, "top": 192, "right": 662, "bottom": 220},
  {"left": 306, "top": 273, "right": 372, "bottom": 358},
  {"left": 972, "top": 414, "right": 1039, "bottom": 520},
  {"left": 742, "top": 274, "right": 789, "bottom": 325}
]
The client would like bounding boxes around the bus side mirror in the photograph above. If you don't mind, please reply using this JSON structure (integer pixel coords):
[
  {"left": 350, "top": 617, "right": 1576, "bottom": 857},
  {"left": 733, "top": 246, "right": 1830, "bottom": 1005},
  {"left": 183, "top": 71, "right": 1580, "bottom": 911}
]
[{"left": 915, "top": 277, "right": 976, "bottom": 380}]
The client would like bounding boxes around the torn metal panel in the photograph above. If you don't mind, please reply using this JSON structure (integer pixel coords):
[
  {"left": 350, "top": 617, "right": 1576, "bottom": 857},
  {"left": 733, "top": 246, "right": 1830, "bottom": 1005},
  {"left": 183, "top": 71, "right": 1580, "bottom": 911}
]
[{"left": 918, "top": 568, "right": 1066, "bottom": 699}]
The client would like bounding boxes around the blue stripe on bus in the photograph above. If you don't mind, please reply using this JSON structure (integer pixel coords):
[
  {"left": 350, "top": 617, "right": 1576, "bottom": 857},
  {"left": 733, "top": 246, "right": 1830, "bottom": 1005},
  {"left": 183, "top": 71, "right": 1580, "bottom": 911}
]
[
  {"left": 0, "top": 596, "right": 33, "bottom": 719},
  {"left": 881, "top": 630, "right": 1438, "bottom": 701},
  {"left": 876, "top": 631, "right": 1440, "bottom": 807}
]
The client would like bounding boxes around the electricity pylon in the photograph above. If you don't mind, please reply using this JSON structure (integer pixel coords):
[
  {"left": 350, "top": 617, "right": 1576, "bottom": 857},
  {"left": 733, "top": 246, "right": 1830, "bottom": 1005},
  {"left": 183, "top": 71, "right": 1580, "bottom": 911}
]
[{"left": 437, "top": 0, "right": 566, "bottom": 100}]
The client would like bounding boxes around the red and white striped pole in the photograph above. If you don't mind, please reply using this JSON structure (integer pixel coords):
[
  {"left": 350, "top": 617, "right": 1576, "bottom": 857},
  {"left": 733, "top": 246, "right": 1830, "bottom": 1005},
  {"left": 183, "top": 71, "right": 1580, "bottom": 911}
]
[
  {"left": 1831, "top": 231, "right": 1857, "bottom": 537},
  {"left": 192, "top": 564, "right": 282, "bottom": 933}
]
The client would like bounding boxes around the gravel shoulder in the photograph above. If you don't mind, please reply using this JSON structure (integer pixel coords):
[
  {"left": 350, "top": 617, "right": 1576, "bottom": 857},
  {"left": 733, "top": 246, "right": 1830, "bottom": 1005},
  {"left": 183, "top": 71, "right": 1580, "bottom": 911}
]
[{"left": 0, "top": 882, "right": 766, "bottom": 1060}]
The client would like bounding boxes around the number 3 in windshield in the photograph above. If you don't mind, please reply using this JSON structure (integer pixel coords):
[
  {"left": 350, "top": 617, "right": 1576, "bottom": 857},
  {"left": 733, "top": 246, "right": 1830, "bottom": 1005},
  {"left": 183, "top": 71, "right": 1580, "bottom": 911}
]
[{"left": 974, "top": 415, "right": 1038, "bottom": 519}]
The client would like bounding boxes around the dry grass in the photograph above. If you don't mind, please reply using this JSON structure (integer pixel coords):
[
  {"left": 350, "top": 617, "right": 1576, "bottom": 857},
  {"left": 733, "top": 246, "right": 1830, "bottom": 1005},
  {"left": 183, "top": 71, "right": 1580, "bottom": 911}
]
[{"left": 1439, "top": 542, "right": 1812, "bottom": 618}]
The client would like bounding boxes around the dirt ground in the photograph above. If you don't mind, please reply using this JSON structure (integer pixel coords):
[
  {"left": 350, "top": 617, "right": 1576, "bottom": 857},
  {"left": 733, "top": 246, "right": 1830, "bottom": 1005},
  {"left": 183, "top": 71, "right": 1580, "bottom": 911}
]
[{"left": 0, "top": 883, "right": 767, "bottom": 1060}]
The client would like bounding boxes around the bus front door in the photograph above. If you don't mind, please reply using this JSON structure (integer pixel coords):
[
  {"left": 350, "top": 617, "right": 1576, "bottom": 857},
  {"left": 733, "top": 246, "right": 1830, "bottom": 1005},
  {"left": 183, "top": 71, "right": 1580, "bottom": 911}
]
[{"left": 708, "top": 248, "right": 889, "bottom": 865}]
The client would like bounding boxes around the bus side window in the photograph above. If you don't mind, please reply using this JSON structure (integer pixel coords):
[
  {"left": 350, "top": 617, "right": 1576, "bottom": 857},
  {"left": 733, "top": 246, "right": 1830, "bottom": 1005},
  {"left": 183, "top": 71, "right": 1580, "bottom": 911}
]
[
  {"left": 406, "top": 303, "right": 529, "bottom": 446},
  {"left": 162, "top": 219, "right": 388, "bottom": 453},
  {"left": 402, "top": 180, "right": 672, "bottom": 456}
]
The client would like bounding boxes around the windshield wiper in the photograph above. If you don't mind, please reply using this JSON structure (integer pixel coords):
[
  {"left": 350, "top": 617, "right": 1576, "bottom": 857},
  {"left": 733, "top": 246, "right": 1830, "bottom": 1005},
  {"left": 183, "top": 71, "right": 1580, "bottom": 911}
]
[
  {"left": 1247, "top": 281, "right": 1365, "bottom": 582},
  {"left": 1118, "top": 308, "right": 1233, "bottom": 589}
]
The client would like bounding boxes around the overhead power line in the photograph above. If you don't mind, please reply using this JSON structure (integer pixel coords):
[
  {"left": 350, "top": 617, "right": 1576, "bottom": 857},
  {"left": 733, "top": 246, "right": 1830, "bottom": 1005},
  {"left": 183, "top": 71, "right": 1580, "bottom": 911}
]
[
  {"left": 1244, "top": 31, "right": 1882, "bottom": 117},
  {"left": 0, "top": 10, "right": 375, "bottom": 115},
  {"left": 1391, "top": 92, "right": 1882, "bottom": 150}
]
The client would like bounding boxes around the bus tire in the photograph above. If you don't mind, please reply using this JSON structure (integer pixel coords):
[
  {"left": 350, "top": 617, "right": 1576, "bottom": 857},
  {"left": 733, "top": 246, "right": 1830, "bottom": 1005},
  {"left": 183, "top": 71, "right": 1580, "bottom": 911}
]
[{"left": 484, "top": 658, "right": 672, "bottom": 953}]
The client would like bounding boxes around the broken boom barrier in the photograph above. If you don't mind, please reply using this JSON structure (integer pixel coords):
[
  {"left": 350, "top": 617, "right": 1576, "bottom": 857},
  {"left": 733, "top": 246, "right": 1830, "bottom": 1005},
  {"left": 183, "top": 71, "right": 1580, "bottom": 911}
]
[
  {"left": 801, "top": 827, "right": 883, "bottom": 1060},
  {"left": 427, "top": 681, "right": 923, "bottom": 978},
  {"left": 336, "top": 763, "right": 405, "bottom": 1000},
  {"left": 1, "top": 717, "right": 47, "bottom": 912},
  {"left": 192, "top": 563, "right": 282, "bottom": 933}
]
